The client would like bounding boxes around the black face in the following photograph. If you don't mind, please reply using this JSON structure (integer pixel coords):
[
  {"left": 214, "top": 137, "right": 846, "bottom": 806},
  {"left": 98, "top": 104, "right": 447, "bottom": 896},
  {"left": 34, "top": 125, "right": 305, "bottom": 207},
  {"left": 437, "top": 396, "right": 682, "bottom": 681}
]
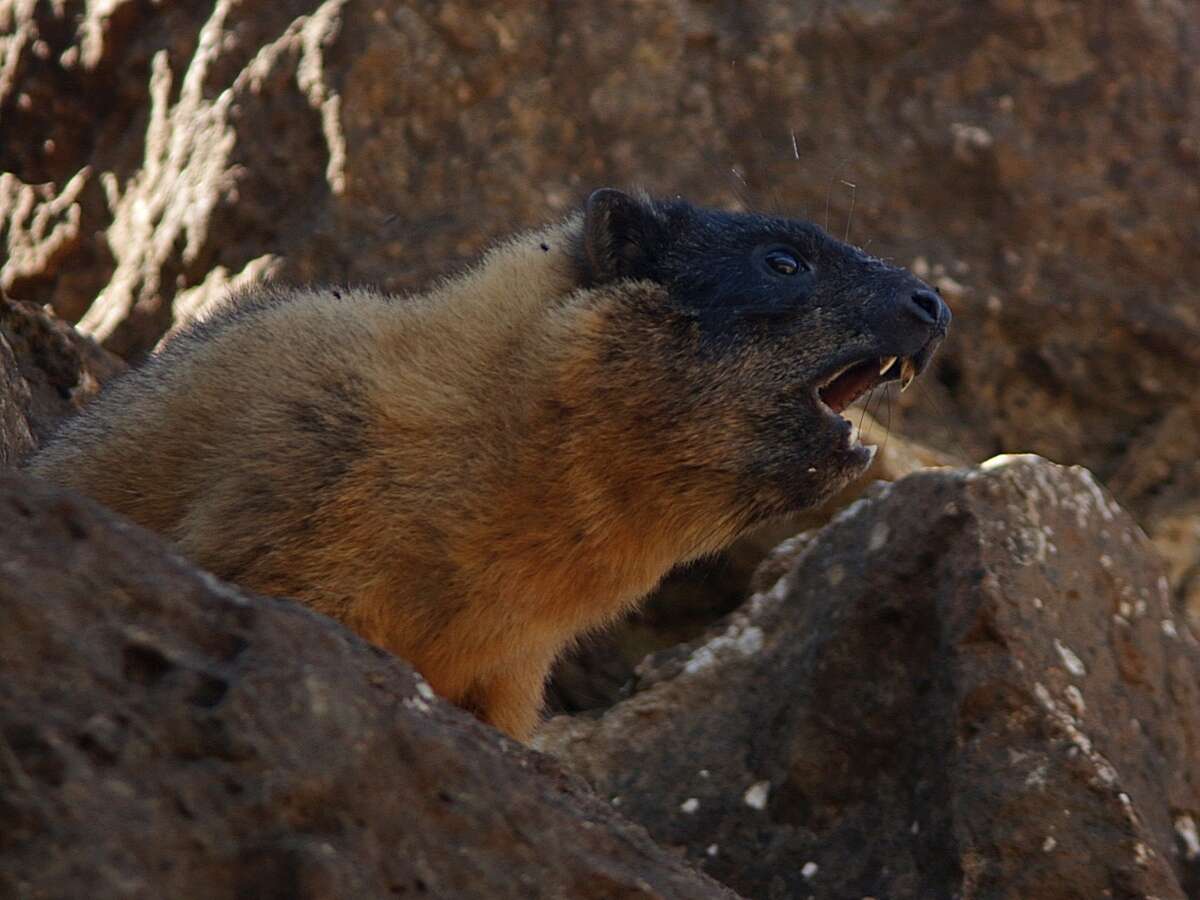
[{"left": 580, "top": 188, "right": 951, "bottom": 514}]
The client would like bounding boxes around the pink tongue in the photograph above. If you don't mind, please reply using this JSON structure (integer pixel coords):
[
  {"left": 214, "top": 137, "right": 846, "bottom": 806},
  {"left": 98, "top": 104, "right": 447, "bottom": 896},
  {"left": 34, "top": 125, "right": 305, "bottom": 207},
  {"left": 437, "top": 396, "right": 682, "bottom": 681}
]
[{"left": 820, "top": 362, "right": 878, "bottom": 414}]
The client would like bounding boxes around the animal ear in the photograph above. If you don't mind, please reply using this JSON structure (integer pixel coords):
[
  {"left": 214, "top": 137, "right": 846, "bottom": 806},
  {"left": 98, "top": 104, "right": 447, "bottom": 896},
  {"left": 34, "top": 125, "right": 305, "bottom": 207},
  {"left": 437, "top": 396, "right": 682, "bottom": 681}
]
[{"left": 582, "top": 188, "right": 661, "bottom": 282}]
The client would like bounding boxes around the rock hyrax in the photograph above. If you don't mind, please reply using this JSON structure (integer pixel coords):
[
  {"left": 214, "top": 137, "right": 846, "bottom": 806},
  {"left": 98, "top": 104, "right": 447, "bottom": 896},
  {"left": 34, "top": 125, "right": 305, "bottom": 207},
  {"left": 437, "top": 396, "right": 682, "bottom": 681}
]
[{"left": 28, "top": 189, "right": 951, "bottom": 739}]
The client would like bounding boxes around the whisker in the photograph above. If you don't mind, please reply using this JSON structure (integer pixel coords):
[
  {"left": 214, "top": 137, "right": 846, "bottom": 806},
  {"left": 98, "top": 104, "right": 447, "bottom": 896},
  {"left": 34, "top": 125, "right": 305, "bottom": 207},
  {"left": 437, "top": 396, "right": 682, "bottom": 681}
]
[
  {"left": 824, "top": 173, "right": 835, "bottom": 232},
  {"left": 864, "top": 381, "right": 887, "bottom": 444},
  {"left": 880, "top": 384, "right": 893, "bottom": 460},
  {"left": 857, "top": 385, "right": 876, "bottom": 439},
  {"left": 841, "top": 179, "right": 857, "bottom": 242},
  {"left": 727, "top": 165, "right": 756, "bottom": 210},
  {"left": 686, "top": 129, "right": 755, "bottom": 211},
  {"left": 908, "top": 379, "right": 975, "bottom": 463}
]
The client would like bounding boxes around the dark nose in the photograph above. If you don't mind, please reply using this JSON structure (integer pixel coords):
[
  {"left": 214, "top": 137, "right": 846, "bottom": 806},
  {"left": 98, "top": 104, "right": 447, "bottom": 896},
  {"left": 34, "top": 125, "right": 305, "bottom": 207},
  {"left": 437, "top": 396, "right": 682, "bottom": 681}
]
[{"left": 905, "top": 288, "right": 950, "bottom": 329}]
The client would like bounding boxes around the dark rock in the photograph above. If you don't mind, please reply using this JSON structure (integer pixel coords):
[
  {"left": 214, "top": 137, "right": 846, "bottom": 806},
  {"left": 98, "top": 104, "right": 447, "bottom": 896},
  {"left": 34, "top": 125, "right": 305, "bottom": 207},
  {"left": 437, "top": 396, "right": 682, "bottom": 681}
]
[
  {"left": 0, "top": 297, "right": 125, "bottom": 467},
  {"left": 0, "top": 325, "right": 36, "bottom": 467},
  {"left": 0, "top": 473, "right": 736, "bottom": 900},
  {"left": 6, "top": 1, "right": 1200, "bottom": 890},
  {"left": 537, "top": 456, "right": 1200, "bottom": 899}
]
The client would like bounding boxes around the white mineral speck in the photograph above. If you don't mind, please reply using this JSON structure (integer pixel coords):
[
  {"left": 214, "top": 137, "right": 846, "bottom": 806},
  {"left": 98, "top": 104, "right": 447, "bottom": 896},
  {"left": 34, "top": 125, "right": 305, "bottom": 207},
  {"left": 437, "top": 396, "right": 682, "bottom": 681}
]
[
  {"left": 1064, "top": 685, "right": 1086, "bottom": 717},
  {"left": 1054, "top": 639, "right": 1087, "bottom": 677},
  {"left": 415, "top": 679, "right": 436, "bottom": 701},
  {"left": 684, "top": 622, "right": 765, "bottom": 675},
  {"left": 706, "top": 844, "right": 719, "bottom": 857},
  {"left": 980, "top": 453, "right": 1028, "bottom": 470},
  {"left": 868, "top": 521, "right": 889, "bottom": 551},
  {"left": 737, "top": 625, "right": 764, "bottom": 655},
  {"left": 680, "top": 798, "right": 700, "bottom": 814},
  {"left": 402, "top": 697, "right": 430, "bottom": 714},
  {"left": 1043, "top": 836, "right": 1057, "bottom": 852},
  {"left": 1162, "top": 619, "right": 1179, "bottom": 638},
  {"left": 743, "top": 780, "right": 771, "bottom": 810},
  {"left": 801, "top": 861, "right": 819, "bottom": 879},
  {"left": 1175, "top": 815, "right": 1200, "bottom": 860},
  {"left": 684, "top": 646, "right": 717, "bottom": 675}
]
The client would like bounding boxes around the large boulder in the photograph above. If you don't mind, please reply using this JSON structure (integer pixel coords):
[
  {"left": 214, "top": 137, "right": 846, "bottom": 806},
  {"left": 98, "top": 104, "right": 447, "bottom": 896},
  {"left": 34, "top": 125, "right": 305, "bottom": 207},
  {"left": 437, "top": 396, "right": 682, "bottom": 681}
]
[
  {"left": 538, "top": 456, "right": 1200, "bottom": 899},
  {"left": 0, "top": 473, "right": 735, "bottom": 899}
]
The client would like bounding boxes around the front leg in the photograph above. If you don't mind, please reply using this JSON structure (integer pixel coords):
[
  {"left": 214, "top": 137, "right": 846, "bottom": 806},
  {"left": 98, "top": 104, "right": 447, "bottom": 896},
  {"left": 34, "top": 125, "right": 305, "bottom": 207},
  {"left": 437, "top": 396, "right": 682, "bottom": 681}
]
[{"left": 472, "top": 650, "right": 557, "bottom": 741}]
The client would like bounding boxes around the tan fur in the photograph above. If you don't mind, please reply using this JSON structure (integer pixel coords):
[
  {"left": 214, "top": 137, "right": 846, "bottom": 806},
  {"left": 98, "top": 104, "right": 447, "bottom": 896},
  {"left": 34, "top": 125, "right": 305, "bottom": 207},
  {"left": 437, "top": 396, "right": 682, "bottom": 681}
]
[{"left": 29, "top": 219, "right": 765, "bottom": 739}]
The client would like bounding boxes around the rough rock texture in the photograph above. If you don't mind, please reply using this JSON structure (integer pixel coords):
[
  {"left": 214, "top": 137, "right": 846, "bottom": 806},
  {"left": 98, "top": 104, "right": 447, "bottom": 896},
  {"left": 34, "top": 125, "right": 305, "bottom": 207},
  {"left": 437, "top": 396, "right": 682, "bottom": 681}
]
[
  {"left": 3, "top": 0, "right": 1198, "bottom": 612},
  {"left": 0, "top": 474, "right": 736, "bottom": 900},
  {"left": 537, "top": 457, "right": 1200, "bottom": 899},
  {"left": 5, "top": 3, "right": 1200, "bottom": 893},
  {"left": 0, "top": 296, "right": 125, "bottom": 467}
]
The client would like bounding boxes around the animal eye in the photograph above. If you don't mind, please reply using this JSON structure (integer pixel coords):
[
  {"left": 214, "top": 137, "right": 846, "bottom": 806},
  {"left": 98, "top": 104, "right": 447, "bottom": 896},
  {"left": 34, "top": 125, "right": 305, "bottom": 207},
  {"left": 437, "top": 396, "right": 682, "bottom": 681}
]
[{"left": 764, "top": 249, "right": 804, "bottom": 276}]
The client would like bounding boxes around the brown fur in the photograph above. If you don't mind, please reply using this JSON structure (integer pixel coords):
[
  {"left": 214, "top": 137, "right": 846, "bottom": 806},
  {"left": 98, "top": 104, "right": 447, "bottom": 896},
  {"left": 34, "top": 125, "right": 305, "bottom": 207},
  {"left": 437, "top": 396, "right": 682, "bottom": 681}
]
[{"left": 27, "top": 195, "right": 947, "bottom": 739}]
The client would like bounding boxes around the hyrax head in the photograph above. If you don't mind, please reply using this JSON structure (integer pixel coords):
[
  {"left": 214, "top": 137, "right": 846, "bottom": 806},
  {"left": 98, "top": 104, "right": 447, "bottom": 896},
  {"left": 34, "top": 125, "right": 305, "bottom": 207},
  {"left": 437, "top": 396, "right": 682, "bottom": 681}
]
[{"left": 576, "top": 188, "right": 951, "bottom": 523}]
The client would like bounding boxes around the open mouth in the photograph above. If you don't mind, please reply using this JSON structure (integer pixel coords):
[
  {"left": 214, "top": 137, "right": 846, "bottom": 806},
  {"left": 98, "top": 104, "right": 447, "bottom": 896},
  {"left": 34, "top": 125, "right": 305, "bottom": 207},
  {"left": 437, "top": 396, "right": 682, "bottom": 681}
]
[{"left": 815, "top": 354, "right": 917, "bottom": 416}]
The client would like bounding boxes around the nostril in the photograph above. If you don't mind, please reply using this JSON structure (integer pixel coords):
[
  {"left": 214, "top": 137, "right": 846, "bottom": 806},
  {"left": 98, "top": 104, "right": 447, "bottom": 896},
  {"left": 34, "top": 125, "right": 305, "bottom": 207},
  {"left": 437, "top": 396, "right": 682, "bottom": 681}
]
[{"left": 908, "top": 289, "right": 943, "bottom": 325}]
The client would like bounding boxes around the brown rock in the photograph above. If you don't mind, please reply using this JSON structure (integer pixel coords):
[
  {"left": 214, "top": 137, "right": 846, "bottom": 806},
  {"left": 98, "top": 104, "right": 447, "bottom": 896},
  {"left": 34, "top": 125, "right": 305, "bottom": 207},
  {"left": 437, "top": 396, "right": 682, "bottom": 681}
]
[
  {"left": 0, "top": 297, "right": 125, "bottom": 467},
  {"left": 537, "top": 456, "right": 1200, "bottom": 899},
  {"left": 0, "top": 473, "right": 736, "bottom": 900},
  {"left": 1151, "top": 510, "right": 1200, "bottom": 634},
  {"left": 0, "top": 324, "right": 36, "bottom": 466},
  {"left": 7, "top": 2, "right": 1200, "bottom": 892}
]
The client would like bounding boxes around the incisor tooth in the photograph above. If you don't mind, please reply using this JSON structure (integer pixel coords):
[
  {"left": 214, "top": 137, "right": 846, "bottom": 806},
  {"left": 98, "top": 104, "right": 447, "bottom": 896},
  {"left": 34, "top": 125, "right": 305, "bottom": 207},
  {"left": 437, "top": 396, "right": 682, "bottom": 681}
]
[
  {"left": 900, "top": 358, "right": 916, "bottom": 392},
  {"left": 879, "top": 356, "right": 898, "bottom": 376}
]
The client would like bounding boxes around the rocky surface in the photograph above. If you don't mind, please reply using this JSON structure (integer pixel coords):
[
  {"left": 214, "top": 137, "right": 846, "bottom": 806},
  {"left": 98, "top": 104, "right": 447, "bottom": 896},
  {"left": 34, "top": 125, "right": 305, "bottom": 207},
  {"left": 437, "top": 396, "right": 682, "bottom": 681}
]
[
  {"left": 5, "top": 2, "right": 1200, "bottom": 896},
  {"left": 3, "top": 0, "right": 1198, "bottom": 615},
  {"left": 0, "top": 472, "right": 736, "bottom": 900},
  {"left": 0, "top": 296, "right": 125, "bottom": 467},
  {"left": 538, "top": 456, "right": 1200, "bottom": 899}
]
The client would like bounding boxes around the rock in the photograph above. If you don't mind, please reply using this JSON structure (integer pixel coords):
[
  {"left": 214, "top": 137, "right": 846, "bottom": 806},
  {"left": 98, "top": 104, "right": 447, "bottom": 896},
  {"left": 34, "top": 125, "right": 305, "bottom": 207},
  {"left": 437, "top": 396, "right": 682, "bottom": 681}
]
[
  {"left": 0, "top": 325, "right": 36, "bottom": 466},
  {"left": 0, "top": 473, "right": 736, "bottom": 900},
  {"left": 537, "top": 456, "right": 1200, "bottom": 899},
  {"left": 1150, "top": 510, "right": 1200, "bottom": 634},
  {"left": 0, "top": 296, "right": 125, "bottom": 467}
]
